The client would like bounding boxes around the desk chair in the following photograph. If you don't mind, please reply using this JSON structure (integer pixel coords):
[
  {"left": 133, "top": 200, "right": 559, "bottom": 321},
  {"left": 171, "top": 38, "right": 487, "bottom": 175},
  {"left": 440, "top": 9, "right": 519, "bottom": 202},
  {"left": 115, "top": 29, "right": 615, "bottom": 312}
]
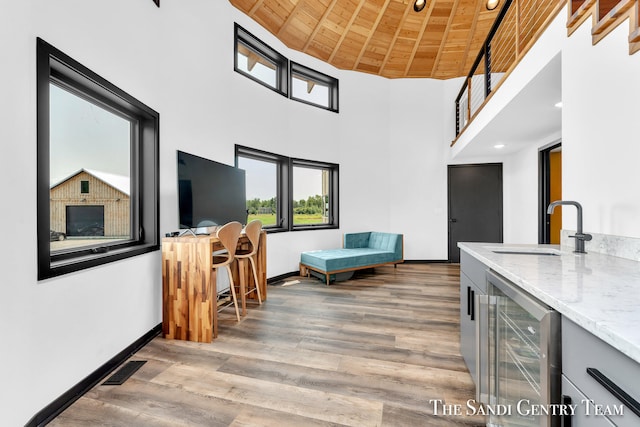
[
  {"left": 213, "top": 221, "right": 243, "bottom": 324},
  {"left": 234, "top": 219, "right": 263, "bottom": 316}
]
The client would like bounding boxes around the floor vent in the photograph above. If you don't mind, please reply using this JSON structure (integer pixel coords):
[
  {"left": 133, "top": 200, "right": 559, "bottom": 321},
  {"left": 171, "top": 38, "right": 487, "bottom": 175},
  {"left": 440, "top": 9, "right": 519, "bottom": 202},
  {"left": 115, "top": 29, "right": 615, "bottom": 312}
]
[{"left": 102, "top": 360, "right": 146, "bottom": 386}]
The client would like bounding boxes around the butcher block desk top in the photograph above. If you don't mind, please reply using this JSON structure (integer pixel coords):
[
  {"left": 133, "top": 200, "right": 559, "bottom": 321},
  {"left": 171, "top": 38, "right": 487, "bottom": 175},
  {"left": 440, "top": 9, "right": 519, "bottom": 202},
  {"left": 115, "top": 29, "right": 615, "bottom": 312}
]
[{"left": 161, "top": 231, "right": 267, "bottom": 342}]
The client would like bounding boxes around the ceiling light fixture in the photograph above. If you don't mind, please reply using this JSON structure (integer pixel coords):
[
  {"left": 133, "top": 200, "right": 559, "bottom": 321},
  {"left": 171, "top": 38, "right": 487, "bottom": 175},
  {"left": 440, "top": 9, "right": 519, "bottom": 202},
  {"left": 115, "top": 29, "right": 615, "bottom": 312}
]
[
  {"left": 555, "top": 101, "right": 563, "bottom": 108},
  {"left": 486, "top": 0, "right": 500, "bottom": 10},
  {"left": 414, "top": 0, "right": 427, "bottom": 12},
  {"left": 494, "top": 144, "right": 505, "bottom": 149}
]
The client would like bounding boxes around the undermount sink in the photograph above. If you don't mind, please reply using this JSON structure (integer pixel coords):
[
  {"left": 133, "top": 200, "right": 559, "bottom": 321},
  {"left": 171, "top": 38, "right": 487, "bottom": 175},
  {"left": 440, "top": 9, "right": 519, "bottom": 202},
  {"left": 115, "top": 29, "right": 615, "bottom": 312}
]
[{"left": 486, "top": 247, "right": 561, "bottom": 256}]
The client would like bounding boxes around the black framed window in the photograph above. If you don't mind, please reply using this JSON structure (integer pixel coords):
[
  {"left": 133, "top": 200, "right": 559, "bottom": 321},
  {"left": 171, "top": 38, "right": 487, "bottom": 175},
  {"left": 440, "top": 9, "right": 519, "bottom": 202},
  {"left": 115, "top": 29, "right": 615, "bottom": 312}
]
[
  {"left": 291, "top": 158, "right": 339, "bottom": 228},
  {"left": 37, "top": 38, "right": 160, "bottom": 280},
  {"left": 290, "top": 61, "right": 339, "bottom": 112},
  {"left": 235, "top": 145, "right": 338, "bottom": 232},
  {"left": 236, "top": 146, "right": 288, "bottom": 232},
  {"left": 234, "top": 23, "right": 288, "bottom": 96}
]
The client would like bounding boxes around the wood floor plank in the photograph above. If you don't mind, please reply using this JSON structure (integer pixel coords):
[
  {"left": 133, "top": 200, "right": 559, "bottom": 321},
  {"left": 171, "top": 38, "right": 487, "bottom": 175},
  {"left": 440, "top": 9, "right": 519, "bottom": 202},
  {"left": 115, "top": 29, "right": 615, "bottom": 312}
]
[
  {"left": 230, "top": 408, "right": 350, "bottom": 427},
  {"left": 51, "top": 263, "right": 485, "bottom": 426},
  {"left": 151, "top": 364, "right": 384, "bottom": 426}
]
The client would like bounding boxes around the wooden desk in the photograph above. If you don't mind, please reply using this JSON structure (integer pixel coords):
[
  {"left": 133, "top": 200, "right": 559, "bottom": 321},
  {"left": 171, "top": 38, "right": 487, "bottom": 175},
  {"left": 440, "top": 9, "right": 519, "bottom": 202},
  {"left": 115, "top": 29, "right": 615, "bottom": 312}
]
[{"left": 161, "top": 231, "right": 266, "bottom": 342}]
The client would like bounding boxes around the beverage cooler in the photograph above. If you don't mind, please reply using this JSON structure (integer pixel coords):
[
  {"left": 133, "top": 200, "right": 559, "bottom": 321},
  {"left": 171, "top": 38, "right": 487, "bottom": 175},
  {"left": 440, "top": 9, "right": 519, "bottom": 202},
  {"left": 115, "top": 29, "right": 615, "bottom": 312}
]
[{"left": 476, "top": 270, "right": 562, "bottom": 427}]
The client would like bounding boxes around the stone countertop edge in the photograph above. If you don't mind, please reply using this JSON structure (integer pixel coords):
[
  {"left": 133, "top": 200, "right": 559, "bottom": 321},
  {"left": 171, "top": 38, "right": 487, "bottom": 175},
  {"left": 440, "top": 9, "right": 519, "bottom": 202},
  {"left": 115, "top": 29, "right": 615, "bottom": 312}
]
[{"left": 458, "top": 242, "right": 640, "bottom": 365}]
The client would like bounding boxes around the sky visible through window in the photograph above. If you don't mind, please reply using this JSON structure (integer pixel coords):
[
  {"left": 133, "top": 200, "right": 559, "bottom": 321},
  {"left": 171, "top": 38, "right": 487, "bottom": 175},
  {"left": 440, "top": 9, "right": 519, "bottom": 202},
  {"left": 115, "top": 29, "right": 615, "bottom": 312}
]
[
  {"left": 292, "top": 75, "right": 329, "bottom": 108},
  {"left": 238, "top": 157, "right": 276, "bottom": 201},
  {"left": 236, "top": 52, "right": 277, "bottom": 88},
  {"left": 238, "top": 157, "right": 323, "bottom": 202},
  {"left": 293, "top": 167, "right": 323, "bottom": 201},
  {"left": 49, "top": 83, "right": 130, "bottom": 186}
]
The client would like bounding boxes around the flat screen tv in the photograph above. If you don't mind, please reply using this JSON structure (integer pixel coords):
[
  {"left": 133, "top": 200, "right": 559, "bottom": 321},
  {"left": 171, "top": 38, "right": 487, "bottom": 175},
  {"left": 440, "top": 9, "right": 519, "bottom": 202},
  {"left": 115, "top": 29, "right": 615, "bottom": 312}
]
[{"left": 177, "top": 150, "right": 247, "bottom": 231}]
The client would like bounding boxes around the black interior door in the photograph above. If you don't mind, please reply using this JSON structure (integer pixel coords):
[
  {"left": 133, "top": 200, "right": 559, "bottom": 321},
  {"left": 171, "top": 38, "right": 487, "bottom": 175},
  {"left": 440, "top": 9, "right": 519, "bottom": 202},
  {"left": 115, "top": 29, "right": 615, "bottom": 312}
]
[{"left": 448, "top": 163, "right": 503, "bottom": 262}]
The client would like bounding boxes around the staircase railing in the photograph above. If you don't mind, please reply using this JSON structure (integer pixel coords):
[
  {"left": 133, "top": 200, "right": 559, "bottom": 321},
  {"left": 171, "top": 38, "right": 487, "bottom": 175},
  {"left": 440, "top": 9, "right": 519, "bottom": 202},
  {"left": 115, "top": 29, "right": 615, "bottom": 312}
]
[{"left": 454, "top": 0, "right": 566, "bottom": 140}]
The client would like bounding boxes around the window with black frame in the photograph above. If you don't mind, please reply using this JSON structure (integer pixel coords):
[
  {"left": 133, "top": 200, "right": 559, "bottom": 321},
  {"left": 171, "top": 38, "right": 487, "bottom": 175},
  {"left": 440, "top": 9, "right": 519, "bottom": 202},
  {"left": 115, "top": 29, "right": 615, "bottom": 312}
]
[
  {"left": 234, "top": 23, "right": 339, "bottom": 112},
  {"left": 234, "top": 23, "right": 288, "bottom": 97},
  {"left": 290, "top": 61, "right": 339, "bottom": 112},
  {"left": 37, "top": 38, "right": 160, "bottom": 280},
  {"left": 235, "top": 145, "right": 339, "bottom": 232}
]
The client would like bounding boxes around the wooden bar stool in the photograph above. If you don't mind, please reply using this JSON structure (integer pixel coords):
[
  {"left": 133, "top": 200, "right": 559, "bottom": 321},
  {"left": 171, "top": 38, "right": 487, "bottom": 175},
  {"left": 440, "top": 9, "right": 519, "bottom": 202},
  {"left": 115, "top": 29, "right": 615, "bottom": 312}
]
[
  {"left": 213, "top": 221, "right": 243, "bottom": 330},
  {"left": 234, "top": 219, "right": 263, "bottom": 316}
]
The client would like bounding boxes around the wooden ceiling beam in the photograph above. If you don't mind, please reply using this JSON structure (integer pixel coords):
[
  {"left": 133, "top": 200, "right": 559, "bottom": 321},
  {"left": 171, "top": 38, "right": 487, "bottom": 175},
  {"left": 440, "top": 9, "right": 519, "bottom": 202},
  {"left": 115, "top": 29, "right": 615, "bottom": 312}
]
[
  {"left": 404, "top": 0, "right": 436, "bottom": 77},
  {"left": 248, "top": 0, "right": 265, "bottom": 16},
  {"left": 458, "top": 0, "right": 485, "bottom": 76},
  {"left": 302, "top": 0, "right": 340, "bottom": 51},
  {"left": 328, "top": 0, "right": 366, "bottom": 63},
  {"left": 379, "top": 1, "right": 414, "bottom": 75},
  {"left": 353, "top": 0, "right": 392, "bottom": 73},
  {"left": 277, "top": 0, "right": 306, "bottom": 38},
  {"left": 431, "top": 0, "right": 462, "bottom": 77}
]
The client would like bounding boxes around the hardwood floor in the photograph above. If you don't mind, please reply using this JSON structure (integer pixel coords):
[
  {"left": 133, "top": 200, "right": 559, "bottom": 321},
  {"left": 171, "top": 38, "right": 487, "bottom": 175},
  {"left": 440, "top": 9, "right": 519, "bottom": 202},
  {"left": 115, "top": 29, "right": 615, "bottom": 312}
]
[{"left": 50, "top": 263, "right": 485, "bottom": 426}]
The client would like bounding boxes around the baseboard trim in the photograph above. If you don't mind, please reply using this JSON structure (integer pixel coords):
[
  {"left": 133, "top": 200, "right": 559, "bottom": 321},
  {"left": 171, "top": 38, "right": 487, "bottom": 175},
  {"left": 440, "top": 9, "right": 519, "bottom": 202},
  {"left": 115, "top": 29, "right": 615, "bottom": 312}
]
[
  {"left": 267, "top": 271, "right": 299, "bottom": 285},
  {"left": 26, "top": 323, "right": 162, "bottom": 427}
]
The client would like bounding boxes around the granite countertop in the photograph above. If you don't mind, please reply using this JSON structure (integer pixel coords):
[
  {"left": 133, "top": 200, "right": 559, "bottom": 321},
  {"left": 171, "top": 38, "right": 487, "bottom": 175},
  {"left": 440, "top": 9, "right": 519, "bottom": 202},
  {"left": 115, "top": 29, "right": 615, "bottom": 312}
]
[{"left": 458, "top": 242, "right": 640, "bottom": 365}]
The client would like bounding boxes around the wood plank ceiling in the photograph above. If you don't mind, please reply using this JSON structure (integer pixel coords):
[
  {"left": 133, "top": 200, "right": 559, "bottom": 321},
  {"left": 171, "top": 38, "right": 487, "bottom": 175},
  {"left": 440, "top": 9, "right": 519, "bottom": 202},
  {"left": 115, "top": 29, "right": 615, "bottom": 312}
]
[{"left": 229, "top": 0, "right": 501, "bottom": 79}]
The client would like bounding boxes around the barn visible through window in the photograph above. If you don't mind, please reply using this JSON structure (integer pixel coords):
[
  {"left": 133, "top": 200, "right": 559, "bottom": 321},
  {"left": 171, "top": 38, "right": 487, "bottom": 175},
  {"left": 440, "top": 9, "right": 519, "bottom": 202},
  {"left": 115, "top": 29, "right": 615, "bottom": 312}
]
[
  {"left": 38, "top": 38, "right": 160, "bottom": 280},
  {"left": 49, "top": 82, "right": 132, "bottom": 251}
]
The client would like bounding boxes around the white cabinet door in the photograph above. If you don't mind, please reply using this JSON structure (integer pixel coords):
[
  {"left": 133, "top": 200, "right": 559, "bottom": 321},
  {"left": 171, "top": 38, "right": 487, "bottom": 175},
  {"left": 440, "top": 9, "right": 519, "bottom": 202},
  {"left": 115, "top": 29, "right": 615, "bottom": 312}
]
[{"left": 562, "top": 375, "right": 616, "bottom": 426}]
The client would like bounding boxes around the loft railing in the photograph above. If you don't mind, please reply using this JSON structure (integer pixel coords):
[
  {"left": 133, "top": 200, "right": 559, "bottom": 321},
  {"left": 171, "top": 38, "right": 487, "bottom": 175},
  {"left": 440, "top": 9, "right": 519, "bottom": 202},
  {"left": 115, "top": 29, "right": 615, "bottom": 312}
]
[{"left": 454, "top": 0, "right": 565, "bottom": 138}]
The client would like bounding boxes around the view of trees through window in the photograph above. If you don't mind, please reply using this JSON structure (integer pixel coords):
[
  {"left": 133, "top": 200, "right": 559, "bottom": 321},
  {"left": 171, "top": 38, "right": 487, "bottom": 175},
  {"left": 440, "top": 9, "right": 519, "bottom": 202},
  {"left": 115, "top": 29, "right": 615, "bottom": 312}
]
[
  {"left": 237, "top": 147, "right": 336, "bottom": 229},
  {"left": 237, "top": 156, "right": 278, "bottom": 226},
  {"left": 292, "top": 166, "right": 329, "bottom": 225}
]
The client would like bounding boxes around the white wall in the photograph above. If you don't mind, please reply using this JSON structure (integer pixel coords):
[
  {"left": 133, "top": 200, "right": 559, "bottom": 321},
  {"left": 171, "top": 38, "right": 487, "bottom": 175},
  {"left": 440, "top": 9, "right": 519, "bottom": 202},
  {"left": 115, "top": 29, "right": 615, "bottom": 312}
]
[
  {"left": 6, "top": 0, "right": 639, "bottom": 423},
  {"left": 562, "top": 19, "right": 640, "bottom": 237},
  {"left": 2, "top": 1, "right": 167, "bottom": 424},
  {"left": 388, "top": 79, "right": 449, "bottom": 259},
  {"left": 0, "top": 1, "right": 448, "bottom": 423}
]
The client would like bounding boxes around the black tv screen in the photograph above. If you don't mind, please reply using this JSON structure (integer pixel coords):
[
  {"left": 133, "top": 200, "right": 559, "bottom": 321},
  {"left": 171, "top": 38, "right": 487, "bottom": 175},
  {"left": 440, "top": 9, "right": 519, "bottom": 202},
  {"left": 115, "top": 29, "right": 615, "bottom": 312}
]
[{"left": 177, "top": 150, "right": 247, "bottom": 229}]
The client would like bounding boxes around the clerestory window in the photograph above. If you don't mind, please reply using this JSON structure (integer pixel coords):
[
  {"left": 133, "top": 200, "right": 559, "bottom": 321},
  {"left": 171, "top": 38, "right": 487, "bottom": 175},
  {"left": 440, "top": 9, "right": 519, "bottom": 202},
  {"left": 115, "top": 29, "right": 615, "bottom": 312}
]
[
  {"left": 290, "top": 61, "right": 339, "bottom": 112},
  {"left": 234, "top": 23, "right": 288, "bottom": 97}
]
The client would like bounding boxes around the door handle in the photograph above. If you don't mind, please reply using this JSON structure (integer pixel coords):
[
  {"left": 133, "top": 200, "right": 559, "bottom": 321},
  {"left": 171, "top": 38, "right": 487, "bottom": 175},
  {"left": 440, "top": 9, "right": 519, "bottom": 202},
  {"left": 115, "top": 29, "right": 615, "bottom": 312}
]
[
  {"left": 587, "top": 368, "right": 640, "bottom": 417},
  {"left": 449, "top": 218, "right": 457, "bottom": 223},
  {"left": 470, "top": 289, "right": 475, "bottom": 320}
]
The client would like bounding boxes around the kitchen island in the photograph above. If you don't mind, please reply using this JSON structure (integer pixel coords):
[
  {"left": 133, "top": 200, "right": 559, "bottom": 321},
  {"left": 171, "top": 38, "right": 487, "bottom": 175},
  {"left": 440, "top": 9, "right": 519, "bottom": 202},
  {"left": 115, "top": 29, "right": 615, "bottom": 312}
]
[
  {"left": 459, "top": 242, "right": 640, "bottom": 364},
  {"left": 459, "top": 242, "right": 640, "bottom": 426}
]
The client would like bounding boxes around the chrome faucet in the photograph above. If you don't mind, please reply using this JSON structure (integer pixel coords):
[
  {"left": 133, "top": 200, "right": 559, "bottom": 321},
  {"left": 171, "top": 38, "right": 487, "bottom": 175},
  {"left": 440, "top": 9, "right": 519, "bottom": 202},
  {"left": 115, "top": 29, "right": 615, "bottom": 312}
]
[{"left": 547, "top": 200, "right": 592, "bottom": 253}]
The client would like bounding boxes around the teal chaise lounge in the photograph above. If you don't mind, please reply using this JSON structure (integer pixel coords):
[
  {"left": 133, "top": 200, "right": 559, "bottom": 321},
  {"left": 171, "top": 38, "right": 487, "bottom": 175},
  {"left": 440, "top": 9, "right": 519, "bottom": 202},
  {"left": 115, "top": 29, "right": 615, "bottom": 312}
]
[{"left": 299, "top": 232, "right": 404, "bottom": 285}]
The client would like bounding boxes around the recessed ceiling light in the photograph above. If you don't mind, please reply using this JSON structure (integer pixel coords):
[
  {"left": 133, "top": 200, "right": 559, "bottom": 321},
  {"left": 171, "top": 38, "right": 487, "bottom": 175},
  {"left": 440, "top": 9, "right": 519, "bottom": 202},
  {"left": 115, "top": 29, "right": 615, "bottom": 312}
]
[
  {"left": 414, "top": 0, "right": 427, "bottom": 12},
  {"left": 554, "top": 102, "right": 563, "bottom": 108},
  {"left": 494, "top": 144, "right": 505, "bottom": 149},
  {"left": 486, "top": 0, "right": 500, "bottom": 10}
]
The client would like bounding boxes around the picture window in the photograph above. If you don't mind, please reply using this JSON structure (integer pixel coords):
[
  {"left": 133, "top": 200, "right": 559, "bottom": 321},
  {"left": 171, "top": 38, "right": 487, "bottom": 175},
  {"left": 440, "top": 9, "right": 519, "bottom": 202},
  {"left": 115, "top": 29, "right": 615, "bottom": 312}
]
[
  {"left": 235, "top": 145, "right": 338, "bottom": 232},
  {"left": 37, "top": 38, "right": 160, "bottom": 280}
]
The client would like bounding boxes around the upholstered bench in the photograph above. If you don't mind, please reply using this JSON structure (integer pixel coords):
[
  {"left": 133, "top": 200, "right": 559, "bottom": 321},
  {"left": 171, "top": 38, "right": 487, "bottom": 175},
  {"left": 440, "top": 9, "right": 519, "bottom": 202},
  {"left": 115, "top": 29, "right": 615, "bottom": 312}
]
[{"left": 299, "top": 232, "right": 404, "bottom": 285}]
